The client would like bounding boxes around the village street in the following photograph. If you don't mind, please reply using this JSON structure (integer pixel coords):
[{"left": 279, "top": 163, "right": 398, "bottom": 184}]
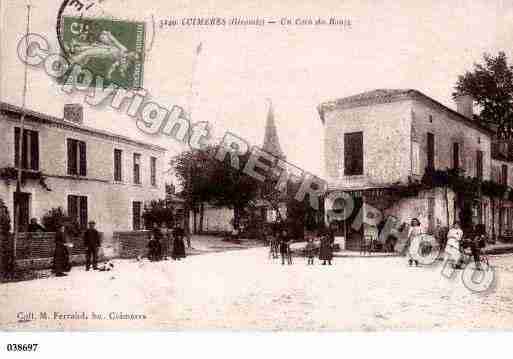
[{"left": 1, "top": 245, "right": 513, "bottom": 331}]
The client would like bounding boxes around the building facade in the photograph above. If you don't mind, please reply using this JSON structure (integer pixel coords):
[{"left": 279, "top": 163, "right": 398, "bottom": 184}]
[
  {"left": 490, "top": 140, "right": 513, "bottom": 238},
  {"left": 0, "top": 102, "right": 166, "bottom": 253},
  {"left": 318, "top": 89, "right": 495, "bottom": 247}
]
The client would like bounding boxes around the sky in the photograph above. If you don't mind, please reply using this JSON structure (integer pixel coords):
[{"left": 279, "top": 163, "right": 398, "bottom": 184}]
[{"left": 1, "top": 0, "right": 513, "bottom": 182}]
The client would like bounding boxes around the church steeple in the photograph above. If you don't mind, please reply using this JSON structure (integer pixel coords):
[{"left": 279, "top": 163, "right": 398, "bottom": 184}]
[{"left": 262, "top": 99, "right": 285, "bottom": 160}]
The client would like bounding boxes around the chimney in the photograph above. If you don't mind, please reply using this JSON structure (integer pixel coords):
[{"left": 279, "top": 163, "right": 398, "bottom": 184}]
[
  {"left": 63, "top": 103, "right": 83, "bottom": 124},
  {"left": 455, "top": 95, "right": 473, "bottom": 119}
]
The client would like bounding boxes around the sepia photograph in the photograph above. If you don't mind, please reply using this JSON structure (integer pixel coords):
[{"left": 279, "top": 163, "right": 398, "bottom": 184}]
[{"left": 1, "top": 0, "right": 513, "bottom": 354}]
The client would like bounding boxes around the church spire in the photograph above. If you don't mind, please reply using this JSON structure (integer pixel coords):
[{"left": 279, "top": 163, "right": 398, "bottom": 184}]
[{"left": 262, "top": 99, "right": 285, "bottom": 160}]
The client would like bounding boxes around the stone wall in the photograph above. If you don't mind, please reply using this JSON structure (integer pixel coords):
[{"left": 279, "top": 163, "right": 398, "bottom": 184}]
[
  {"left": 0, "top": 232, "right": 108, "bottom": 271},
  {"left": 115, "top": 230, "right": 152, "bottom": 259},
  {"left": 323, "top": 100, "right": 412, "bottom": 188}
]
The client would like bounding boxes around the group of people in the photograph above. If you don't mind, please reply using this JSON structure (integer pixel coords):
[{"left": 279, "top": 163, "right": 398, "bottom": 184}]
[
  {"left": 53, "top": 221, "right": 101, "bottom": 276},
  {"left": 147, "top": 222, "right": 188, "bottom": 262},
  {"left": 405, "top": 218, "right": 487, "bottom": 270},
  {"left": 267, "top": 226, "right": 336, "bottom": 266},
  {"left": 52, "top": 221, "right": 190, "bottom": 277}
]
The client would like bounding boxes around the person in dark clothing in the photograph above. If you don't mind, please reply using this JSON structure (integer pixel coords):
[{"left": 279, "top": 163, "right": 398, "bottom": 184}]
[
  {"left": 161, "top": 223, "right": 171, "bottom": 260},
  {"left": 83, "top": 221, "right": 101, "bottom": 271},
  {"left": 53, "top": 225, "right": 70, "bottom": 276},
  {"left": 172, "top": 223, "right": 186, "bottom": 260},
  {"left": 148, "top": 223, "right": 163, "bottom": 261},
  {"left": 27, "top": 218, "right": 45, "bottom": 233},
  {"left": 305, "top": 237, "right": 316, "bottom": 265},
  {"left": 469, "top": 224, "right": 486, "bottom": 270},
  {"left": 279, "top": 229, "right": 292, "bottom": 265},
  {"left": 319, "top": 225, "right": 335, "bottom": 265}
]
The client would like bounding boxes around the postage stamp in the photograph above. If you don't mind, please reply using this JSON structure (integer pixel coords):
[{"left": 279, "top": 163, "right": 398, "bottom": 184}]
[{"left": 61, "top": 16, "right": 145, "bottom": 89}]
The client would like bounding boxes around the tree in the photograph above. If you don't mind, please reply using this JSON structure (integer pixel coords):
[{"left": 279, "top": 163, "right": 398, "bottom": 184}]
[
  {"left": 142, "top": 199, "right": 174, "bottom": 228},
  {"left": 41, "top": 207, "right": 81, "bottom": 236},
  {"left": 454, "top": 52, "right": 513, "bottom": 139},
  {"left": 169, "top": 145, "right": 261, "bottom": 231}
]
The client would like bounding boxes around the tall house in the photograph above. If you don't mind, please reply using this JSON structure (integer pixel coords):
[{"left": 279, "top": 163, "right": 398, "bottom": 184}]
[
  {"left": 0, "top": 102, "right": 166, "bottom": 246},
  {"left": 318, "top": 89, "right": 495, "bottom": 245}
]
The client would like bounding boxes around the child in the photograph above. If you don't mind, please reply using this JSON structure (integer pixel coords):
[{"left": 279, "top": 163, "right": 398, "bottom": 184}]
[
  {"left": 305, "top": 237, "right": 316, "bottom": 265},
  {"left": 407, "top": 218, "right": 422, "bottom": 266},
  {"left": 266, "top": 228, "right": 279, "bottom": 259}
]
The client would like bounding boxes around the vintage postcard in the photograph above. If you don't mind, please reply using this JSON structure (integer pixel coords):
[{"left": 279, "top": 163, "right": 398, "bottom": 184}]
[{"left": 2, "top": 0, "right": 513, "bottom": 344}]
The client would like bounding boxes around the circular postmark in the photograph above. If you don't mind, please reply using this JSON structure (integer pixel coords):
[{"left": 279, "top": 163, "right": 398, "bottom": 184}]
[{"left": 56, "top": 0, "right": 153, "bottom": 89}]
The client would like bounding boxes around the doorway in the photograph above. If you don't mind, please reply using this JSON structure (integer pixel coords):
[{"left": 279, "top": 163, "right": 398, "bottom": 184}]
[{"left": 13, "top": 191, "right": 31, "bottom": 232}]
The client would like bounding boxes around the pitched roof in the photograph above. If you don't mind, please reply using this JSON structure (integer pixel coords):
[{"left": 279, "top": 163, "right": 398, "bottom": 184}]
[
  {"left": 1, "top": 102, "right": 167, "bottom": 152},
  {"left": 317, "top": 88, "right": 494, "bottom": 135}
]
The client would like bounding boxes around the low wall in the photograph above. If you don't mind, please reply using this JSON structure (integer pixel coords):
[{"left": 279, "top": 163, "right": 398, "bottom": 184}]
[
  {"left": 1, "top": 232, "right": 106, "bottom": 271},
  {"left": 115, "top": 230, "right": 152, "bottom": 259}
]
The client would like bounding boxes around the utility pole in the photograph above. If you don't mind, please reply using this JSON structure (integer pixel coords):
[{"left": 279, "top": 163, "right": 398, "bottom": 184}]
[
  {"left": 13, "top": 3, "right": 31, "bottom": 271},
  {"left": 186, "top": 42, "right": 202, "bottom": 235}
]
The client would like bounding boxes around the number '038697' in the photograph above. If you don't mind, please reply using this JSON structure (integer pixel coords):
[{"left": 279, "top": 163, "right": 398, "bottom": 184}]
[{"left": 6, "top": 344, "right": 39, "bottom": 351}]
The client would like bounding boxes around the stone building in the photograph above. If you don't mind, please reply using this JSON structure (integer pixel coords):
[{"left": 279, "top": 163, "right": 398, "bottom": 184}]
[
  {"left": 0, "top": 102, "right": 166, "bottom": 252},
  {"left": 490, "top": 138, "right": 513, "bottom": 239},
  {"left": 318, "top": 89, "right": 495, "bottom": 248}
]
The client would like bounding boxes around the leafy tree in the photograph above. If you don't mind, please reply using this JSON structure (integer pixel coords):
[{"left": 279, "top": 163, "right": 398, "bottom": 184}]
[
  {"left": 454, "top": 51, "right": 513, "bottom": 138},
  {"left": 42, "top": 207, "right": 68, "bottom": 232},
  {"left": 142, "top": 199, "right": 174, "bottom": 228},
  {"left": 169, "top": 145, "right": 261, "bottom": 230},
  {"left": 41, "top": 207, "right": 81, "bottom": 236}
]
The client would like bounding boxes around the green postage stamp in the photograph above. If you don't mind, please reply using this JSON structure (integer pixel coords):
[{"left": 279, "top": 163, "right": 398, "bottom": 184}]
[{"left": 61, "top": 16, "right": 145, "bottom": 89}]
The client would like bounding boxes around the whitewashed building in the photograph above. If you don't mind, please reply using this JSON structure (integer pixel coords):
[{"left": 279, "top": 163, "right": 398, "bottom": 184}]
[
  {"left": 0, "top": 102, "right": 166, "bottom": 248},
  {"left": 318, "top": 89, "right": 495, "bottom": 248}
]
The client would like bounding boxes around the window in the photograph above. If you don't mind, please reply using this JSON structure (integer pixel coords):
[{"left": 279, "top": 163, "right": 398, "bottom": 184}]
[
  {"left": 14, "top": 128, "right": 39, "bottom": 171},
  {"left": 67, "top": 139, "right": 87, "bottom": 176},
  {"left": 114, "top": 149, "right": 122, "bottom": 182},
  {"left": 344, "top": 132, "right": 363, "bottom": 176},
  {"left": 453, "top": 142, "right": 460, "bottom": 170},
  {"left": 150, "top": 156, "right": 157, "bottom": 186},
  {"left": 502, "top": 164, "right": 508, "bottom": 186},
  {"left": 133, "top": 201, "right": 142, "bottom": 230},
  {"left": 133, "top": 153, "right": 141, "bottom": 184},
  {"left": 68, "top": 195, "right": 88, "bottom": 228},
  {"left": 476, "top": 150, "right": 483, "bottom": 179},
  {"left": 411, "top": 141, "right": 420, "bottom": 175},
  {"left": 427, "top": 132, "right": 435, "bottom": 170}
]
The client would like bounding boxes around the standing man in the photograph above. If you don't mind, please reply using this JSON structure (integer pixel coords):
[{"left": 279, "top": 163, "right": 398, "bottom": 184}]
[{"left": 83, "top": 221, "right": 101, "bottom": 271}]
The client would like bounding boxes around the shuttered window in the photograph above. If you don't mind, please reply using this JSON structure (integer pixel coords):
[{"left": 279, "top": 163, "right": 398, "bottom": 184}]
[
  {"left": 14, "top": 127, "right": 39, "bottom": 171},
  {"left": 453, "top": 142, "right": 460, "bottom": 170},
  {"left": 133, "top": 153, "right": 141, "bottom": 184},
  {"left": 68, "top": 139, "right": 87, "bottom": 175},
  {"left": 344, "top": 132, "right": 363, "bottom": 176},
  {"left": 502, "top": 164, "right": 508, "bottom": 186},
  {"left": 150, "top": 156, "right": 157, "bottom": 186},
  {"left": 114, "top": 149, "right": 122, "bottom": 181},
  {"left": 476, "top": 150, "right": 483, "bottom": 179},
  {"left": 67, "top": 139, "right": 87, "bottom": 176},
  {"left": 133, "top": 201, "right": 142, "bottom": 230},
  {"left": 427, "top": 132, "right": 435, "bottom": 170},
  {"left": 68, "top": 195, "right": 88, "bottom": 228}
]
